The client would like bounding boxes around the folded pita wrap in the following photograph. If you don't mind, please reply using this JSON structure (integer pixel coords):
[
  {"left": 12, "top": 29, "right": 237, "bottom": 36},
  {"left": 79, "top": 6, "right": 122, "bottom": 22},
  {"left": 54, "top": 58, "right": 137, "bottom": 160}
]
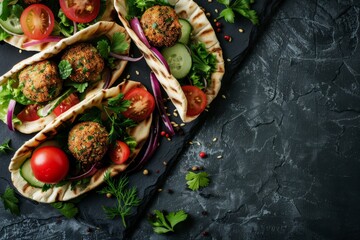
[
  {"left": 114, "top": 0, "right": 225, "bottom": 122},
  {"left": 9, "top": 80, "right": 152, "bottom": 203},
  {"left": 4, "top": 1, "right": 116, "bottom": 51},
  {"left": 0, "top": 21, "right": 130, "bottom": 134}
]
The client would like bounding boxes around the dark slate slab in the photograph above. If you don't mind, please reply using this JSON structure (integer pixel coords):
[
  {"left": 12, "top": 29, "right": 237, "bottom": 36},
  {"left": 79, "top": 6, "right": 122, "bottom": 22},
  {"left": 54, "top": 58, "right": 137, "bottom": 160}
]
[{"left": 1, "top": 0, "right": 282, "bottom": 239}]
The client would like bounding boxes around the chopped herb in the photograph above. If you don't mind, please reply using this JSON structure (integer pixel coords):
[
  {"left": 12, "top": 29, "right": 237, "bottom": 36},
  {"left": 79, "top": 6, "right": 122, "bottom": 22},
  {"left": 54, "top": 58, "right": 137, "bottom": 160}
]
[
  {"left": 217, "top": 0, "right": 259, "bottom": 25},
  {"left": 78, "top": 107, "right": 103, "bottom": 124},
  {"left": 0, "top": 139, "right": 12, "bottom": 154},
  {"left": 111, "top": 32, "right": 129, "bottom": 54},
  {"left": 58, "top": 60, "right": 73, "bottom": 79},
  {"left": 0, "top": 187, "right": 20, "bottom": 215},
  {"left": 185, "top": 171, "right": 210, "bottom": 191},
  {"left": 106, "top": 93, "right": 131, "bottom": 113},
  {"left": 98, "top": 172, "right": 141, "bottom": 227},
  {"left": 50, "top": 201, "right": 79, "bottom": 218},
  {"left": 148, "top": 210, "right": 188, "bottom": 234},
  {"left": 65, "top": 81, "right": 89, "bottom": 93}
]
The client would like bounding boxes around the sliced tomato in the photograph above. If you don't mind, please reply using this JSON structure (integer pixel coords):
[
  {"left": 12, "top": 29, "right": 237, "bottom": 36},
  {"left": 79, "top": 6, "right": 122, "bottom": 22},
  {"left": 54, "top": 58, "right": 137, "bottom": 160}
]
[
  {"left": 122, "top": 88, "right": 155, "bottom": 122},
  {"left": 53, "top": 93, "right": 80, "bottom": 116},
  {"left": 182, "top": 85, "right": 207, "bottom": 116},
  {"left": 109, "top": 140, "right": 131, "bottom": 165},
  {"left": 31, "top": 146, "right": 69, "bottom": 184},
  {"left": 59, "top": 0, "right": 101, "bottom": 23},
  {"left": 20, "top": 4, "right": 55, "bottom": 40},
  {"left": 17, "top": 104, "right": 41, "bottom": 122}
]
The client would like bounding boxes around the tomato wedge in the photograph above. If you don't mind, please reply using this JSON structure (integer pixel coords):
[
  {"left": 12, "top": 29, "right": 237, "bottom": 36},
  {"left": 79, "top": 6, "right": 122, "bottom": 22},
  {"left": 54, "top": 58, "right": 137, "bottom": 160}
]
[
  {"left": 59, "top": 0, "right": 101, "bottom": 23},
  {"left": 182, "top": 85, "right": 207, "bottom": 116},
  {"left": 17, "top": 104, "right": 41, "bottom": 122},
  {"left": 109, "top": 140, "right": 131, "bottom": 165},
  {"left": 31, "top": 146, "right": 70, "bottom": 184},
  {"left": 53, "top": 93, "right": 80, "bottom": 116},
  {"left": 20, "top": 4, "right": 55, "bottom": 40},
  {"left": 122, "top": 88, "right": 155, "bottom": 122}
]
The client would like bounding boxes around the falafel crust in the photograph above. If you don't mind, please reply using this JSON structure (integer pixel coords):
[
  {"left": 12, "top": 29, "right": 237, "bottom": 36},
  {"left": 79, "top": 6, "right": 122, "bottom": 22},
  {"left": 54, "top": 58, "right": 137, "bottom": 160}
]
[
  {"left": 141, "top": 5, "right": 182, "bottom": 48},
  {"left": 19, "top": 60, "right": 62, "bottom": 103},
  {"left": 68, "top": 121, "right": 109, "bottom": 168},
  {"left": 61, "top": 43, "right": 105, "bottom": 83}
]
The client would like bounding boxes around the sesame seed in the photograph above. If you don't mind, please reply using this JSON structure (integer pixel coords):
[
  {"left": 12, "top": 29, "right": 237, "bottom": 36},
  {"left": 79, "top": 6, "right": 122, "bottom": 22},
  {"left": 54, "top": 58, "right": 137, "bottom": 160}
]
[
  {"left": 173, "top": 112, "right": 178, "bottom": 117},
  {"left": 215, "top": 9, "right": 218, "bottom": 13},
  {"left": 163, "top": 161, "right": 167, "bottom": 166},
  {"left": 126, "top": 74, "right": 130, "bottom": 79},
  {"left": 19, "top": 50, "right": 22, "bottom": 53},
  {"left": 180, "top": 123, "right": 185, "bottom": 127},
  {"left": 227, "top": 58, "right": 231, "bottom": 62},
  {"left": 135, "top": 70, "right": 139, "bottom": 75},
  {"left": 217, "top": 155, "right": 223, "bottom": 159},
  {"left": 158, "top": 188, "right": 163, "bottom": 192},
  {"left": 213, "top": 137, "right": 217, "bottom": 142},
  {"left": 143, "top": 169, "right": 149, "bottom": 175},
  {"left": 206, "top": 12, "right": 211, "bottom": 17},
  {"left": 167, "top": 138, "right": 172, "bottom": 141},
  {"left": 222, "top": 95, "right": 226, "bottom": 99},
  {"left": 239, "top": 28, "right": 244, "bottom": 33},
  {"left": 189, "top": 141, "right": 193, "bottom": 145}
]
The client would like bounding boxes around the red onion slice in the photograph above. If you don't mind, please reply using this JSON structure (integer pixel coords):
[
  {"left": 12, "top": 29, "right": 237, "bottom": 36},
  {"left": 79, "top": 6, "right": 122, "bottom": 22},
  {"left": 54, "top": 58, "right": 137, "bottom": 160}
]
[
  {"left": 150, "top": 72, "right": 175, "bottom": 136},
  {"left": 68, "top": 164, "right": 98, "bottom": 181},
  {"left": 127, "top": 115, "right": 160, "bottom": 173},
  {"left": 102, "top": 68, "right": 111, "bottom": 89},
  {"left": 22, "top": 36, "right": 63, "bottom": 48},
  {"left": 130, "top": 17, "right": 151, "bottom": 48},
  {"left": 6, "top": 99, "right": 16, "bottom": 131},
  {"left": 150, "top": 47, "right": 170, "bottom": 73},
  {"left": 109, "top": 52, "right": 144, "bottom": 62}
]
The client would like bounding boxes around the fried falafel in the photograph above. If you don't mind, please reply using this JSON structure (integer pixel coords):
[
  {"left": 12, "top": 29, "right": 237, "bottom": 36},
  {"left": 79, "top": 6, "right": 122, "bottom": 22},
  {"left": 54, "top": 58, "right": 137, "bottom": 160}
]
[
  {"left": 140, "top": 5, "right": 182, "bottom": 48},
  {"left": 19, "top": 60, "right": 63, "bottom": 103},
  {"left": 61, "top": 43, "right": 105, "bottom": 83}
]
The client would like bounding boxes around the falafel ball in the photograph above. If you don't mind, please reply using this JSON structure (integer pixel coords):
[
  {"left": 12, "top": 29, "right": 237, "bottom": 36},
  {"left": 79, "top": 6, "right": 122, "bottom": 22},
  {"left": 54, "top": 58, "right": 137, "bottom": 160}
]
[
  {"left": 68, "top": 121, "right": 109, "bottom": 168},
  {"left": 140, "top": 5, "right": 182, "bottom": 48},
  {"left": 19, "top": 60, "right": 63, "bottom": 103},
  {"left": 23, "top": 0, "right": 42, "bottom": 4},
  {"left": 61, "top": 43, "right": 105, "bottom": 83}
]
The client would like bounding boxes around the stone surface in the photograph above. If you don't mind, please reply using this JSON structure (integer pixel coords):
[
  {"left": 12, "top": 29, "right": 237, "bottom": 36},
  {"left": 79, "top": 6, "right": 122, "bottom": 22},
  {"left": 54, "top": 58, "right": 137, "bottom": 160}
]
[{"left": 1, "top": 0, "right": 360, "bottom": 239}]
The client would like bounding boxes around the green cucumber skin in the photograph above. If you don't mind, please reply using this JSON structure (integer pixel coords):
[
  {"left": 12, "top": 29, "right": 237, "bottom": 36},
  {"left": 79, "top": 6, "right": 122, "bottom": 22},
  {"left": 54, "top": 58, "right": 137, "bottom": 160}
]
[
  {"left": 161, "top": 43, "right": 192, "bottom": 79},
  {"left": 178, "top": 19, "right": 192, "bottom": 45},
  {"left": 20, "top": 159, "right": 44, "bottom": 188}
]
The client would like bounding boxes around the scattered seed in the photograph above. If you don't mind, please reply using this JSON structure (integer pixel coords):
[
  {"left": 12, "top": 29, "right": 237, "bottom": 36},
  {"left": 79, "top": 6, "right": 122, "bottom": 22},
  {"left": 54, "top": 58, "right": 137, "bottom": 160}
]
[
  {"left": 19, "top": 50, "right": 22, "bottom": 54},
  {"left": 173, "top": 111, "right": 178, "bottom": 117},
  {"left": 126, "top": 74, "right": 130, "bottom": 79},
  {"left": 224, "top": 35, "right": 232, "bottom": 42},
  {"left": 217, "top": 155, "right": 223, "bottom": 159},
  {"left": 227, "top": 58, "right": 231, "bottom": 62},
  {"left": 167, "top": 137, "right": 172, "bottom": 141},
  {"left": 158, "top": 188, "right": 163, "bottom": 192},
  {"left": 106, "top": 193, "right": 112, "bottom": 198},
  {"left": 206, "top": 12, "right": 211, "bottom": 17},
  {"left": 215, "top": 22, "right": 222, "bottom": 28},
  {"left": 160, "top": 131, "right": 166, "bottom": 136},
  {"left": 222, "top": 94, "right": 226, "bottom": 99},
  {"left": 189, "top": 141, "right": 193, "bottom": 145},
  {"left": 208, "top": 0, "right": 212, "bottom": 2},
  {"left": 213, "top": 137, "right": 218, "bottom": 142},
  {"left": 163, "top": 161, "right": 168, "bottom": 166},
  {"left": 192, "top": 166, "right": 199, "bottom": 171},
  {"left": 214, "top": 9, "right": 218, "bottom": 13},
  {"left": 180, "top": 123, "right": 185, "bottom": 127},
  {"left": 239, "top": 28, "right": 244, "bottom": 33},
  {"left": 135, "top": 70, "right": 140, "bottom": 75}
]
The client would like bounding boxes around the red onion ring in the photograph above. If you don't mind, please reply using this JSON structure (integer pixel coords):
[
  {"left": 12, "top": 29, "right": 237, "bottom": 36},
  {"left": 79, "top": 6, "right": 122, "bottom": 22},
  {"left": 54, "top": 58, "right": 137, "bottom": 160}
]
[
  {"left": 102, "top": 68, "right": 111, "bottom": 89},
  {"left": 6, "top": 99, "right": 16, "bottom": 131},
  {"left": 130, "top": 17, "right": 151, "bottom": 48},
  {"left": 150, "top": 47, "right": 170, "bottom": 73},
  {"left": 150, "top": 72, "right": 175, "bottom": 136},
  {"left": 22, "top": 36, "right": 62, "bottom": 48},
  {"left": 68, "top": 164, "right": 98, "bottom": 181},
  {"left": 109, "top": 52, "right": 144, "bottom": 62}
]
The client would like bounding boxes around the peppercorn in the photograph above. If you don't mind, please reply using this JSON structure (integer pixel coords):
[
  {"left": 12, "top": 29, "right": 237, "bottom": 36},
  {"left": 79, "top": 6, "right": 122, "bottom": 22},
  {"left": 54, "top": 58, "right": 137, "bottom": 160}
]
[
  {"left": 160, "top": 131, "right": 166, "bottom": 136},
  {"left": 224, "top": 35, "right": 232, "bottom": 42},
  {"left": 215, "top": 22, "right": 222, "bottom": 28},
  {"left": 199, "top": 151, "right": 207, "bottom": 158}
]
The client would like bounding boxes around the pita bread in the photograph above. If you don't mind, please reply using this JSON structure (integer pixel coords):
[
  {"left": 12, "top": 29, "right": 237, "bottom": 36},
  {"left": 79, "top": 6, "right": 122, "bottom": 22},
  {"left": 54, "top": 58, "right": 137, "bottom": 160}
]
[
  {"left": 0, "top": 21, "right": 131, "bottom": 134},
  {"left": 9, "top": 80, "right": 152, "bottom": 203},
  {"left": 4, "top": 1, "right": 116, "bottom": 51},
  {"left": 114, "top": 0, "right": 225, "bottom": 122}
]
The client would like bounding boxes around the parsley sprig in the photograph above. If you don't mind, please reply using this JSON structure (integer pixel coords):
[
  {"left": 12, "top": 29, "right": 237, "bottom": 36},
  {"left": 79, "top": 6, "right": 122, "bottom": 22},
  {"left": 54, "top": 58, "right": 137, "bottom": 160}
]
[
  {"left": 148, "top": 210, "right": 188, "bottom": 234},
  {"left": 50, "top": 202, "right": 79, "bottom": 218},
  {"left": 0, "top": 139, "right": 13, "bottom": 154},
  {"left": 186, "top": 171, "right": 210, "bottom": 191},
  {"left": 98, "top": 172, "right": 141, "bottom": 227},
  {"left": 0, "top": 187, "right": 20, "bottom": 215},
  {"left": 217, "top": 0, "right": 259, "bottom": 25}
]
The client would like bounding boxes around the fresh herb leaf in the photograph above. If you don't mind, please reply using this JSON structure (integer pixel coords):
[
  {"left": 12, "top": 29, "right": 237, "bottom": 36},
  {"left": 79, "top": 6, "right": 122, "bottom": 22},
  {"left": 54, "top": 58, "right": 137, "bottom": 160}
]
[
  {"left": 107, "top": 93, "right": 131, "bottom": 113},
  {"left": 78, "top": 107, "right": 103, "bottom": 124},
  {"left": 126, "top": 0, "right": 173, "bottom": 19},
  {"left": 185, "top": 171, "right": 210, "bottom": 191},
  {"left": 111, "top": 32, "right": 129, "bottom": 54},
  {"left": 0, "top": 139, "right": 13, "bottom": 154},
  {"left": 0, "top": 27, "right": 10, "bottom": 41},
  {"left": 0, "top": 0, "right": 11, "bottom": 21},
  {"left": 0, "top": 187, "right": 20, "bottom": 215},
  {"left": 58, "top": 60, "right": 72, "bottom": 79},
  {"left": 65, "top": 81, "right": 89, "bottom": 93},
  {"left": 188, "top": 42, "right": 217, "bottom": 89},
  {"left": 217, "top": 0, "right": 259, "bottom": 25},
  {"left": 148, "top": 210, "right": 188, "bottom": 234},
  {"left": 97, "top": 39, "right": 110, "bottom": 59},
  {"left": 56, "top": 10, "right": 74, "bottom": 37},
  {"left": 98, "top": 172, "right": 141, "bottom": 227},
  {"left": 107, "top": 116, "right": 137, "bottom": 144},
  {"left": 50, "top": 202, "right": 79, "bottom": 218}
]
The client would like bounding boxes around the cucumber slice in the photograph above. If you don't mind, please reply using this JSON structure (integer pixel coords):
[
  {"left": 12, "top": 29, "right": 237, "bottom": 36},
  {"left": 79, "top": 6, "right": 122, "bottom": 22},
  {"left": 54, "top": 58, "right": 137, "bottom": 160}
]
[
  {"left": 37, "top": 88, "right": 74, "bottom": 117},
  {"left": 178, "top": 19, "right": 192, "bottom": 45},
  {"left": 161, "top": 43, "right": 192, "bottom": 79},
  {"left": 20, "top": 159, "right": 45, "bottom": 188}
]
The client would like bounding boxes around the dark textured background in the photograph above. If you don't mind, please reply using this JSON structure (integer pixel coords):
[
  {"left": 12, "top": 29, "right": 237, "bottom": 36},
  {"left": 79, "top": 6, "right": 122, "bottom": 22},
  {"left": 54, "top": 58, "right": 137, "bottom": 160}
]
[{"left": 1, "top": 0, "right": 360, "bottom": 239}]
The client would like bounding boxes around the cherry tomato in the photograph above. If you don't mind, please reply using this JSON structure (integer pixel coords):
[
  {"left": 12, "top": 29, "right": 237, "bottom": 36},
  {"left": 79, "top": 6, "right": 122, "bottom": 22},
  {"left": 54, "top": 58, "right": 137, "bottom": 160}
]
[
  {"left": 182, "top": 85, "right": 207, "bottom": 116},
  {"left": 20, "top": 4, "right": 55, "bottom": 40},
  {"left": 122, "top": 88, "right": 155, "bottom": 122},
  {"left": 31, "top": 146, "right": 69, "bottom": 184},
  {"left": 109, "top": 140, "right": 131, "bottom": 165},
  {"left": 17, "top": 104, "right": 41, "bottom": 122},
  {"left": 59, "top": 0, "right": 101, "bottom": 23},
  {"left": 53, "top": 93, "right": 80, "bottom": 116}
]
